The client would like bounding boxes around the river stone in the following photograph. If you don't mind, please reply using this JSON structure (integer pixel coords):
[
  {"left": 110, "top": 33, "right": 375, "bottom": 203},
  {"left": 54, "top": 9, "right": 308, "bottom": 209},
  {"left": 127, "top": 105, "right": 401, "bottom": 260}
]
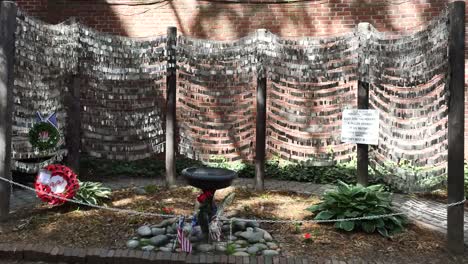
[
  {"left": 233, "top": 252, "right": 250, "bottom": 257},
  {"left": 247, "top": 246, "right": 260, "bottom": 254},
  {"left": 137, "top": 225, "right": 152, "bottom": 237},
  {"left": 267, "top": 242, "right": 279, "bottom": 250},
  {"left": 235, "top": 239, "right": 249, "bottom": 246},
  {"left": 151, "top": 227, "right": 165, "bottom": 236},
  {"left": 197, "top": 243, "right": 214, "bottom": 252},
  {"left": 234, "top": 231, "right": 242, "bottom": 236},
  {"left": 134, "top": 188, "right": 147, "bottom": 195},
  {"left": 234, "top": 220, "right": 247, "bottom": 231},
  {"left": 215, "top": 245, "right": 226, "bottom": 252},
  {"left": 253, "top": 243, "right": 268, "bottom": 250},
  {"left": 141, "top": 245, "right": 155, "bottom": 251},
  {"left": 262, "top": 249, "right": 279, "bottom": 256},
  {"left": 239, "top": 229, "right": 264, "bottom": 243},
  {"left": 226, "top": 235, "right": 237, "bottom": 241},
  {"left": 254, "top": 227, "right": 273, "bottom": 242},
  {"left": 126, "top": 240, "right": 139, "bottom": 249},
  {"left": 222, "top": 225, "right": 229, "bottom": 232},
  {"left": 154, "top": 218, "right": 177, "bottom": 228},
  {"left": 166, "top": 226, "right": 175, "bottom": 234},
  {"left": 159, "top": 247, "right": 172, "bottom": 252},
  {"left": 150, "top": 235, "right": 169, "bottom": 246},
  {"left": 235, "top": 247, "right": 247, "bottom": 252},
  {"left": 246, "top": 221, "right": 260, "bottom": 228}
]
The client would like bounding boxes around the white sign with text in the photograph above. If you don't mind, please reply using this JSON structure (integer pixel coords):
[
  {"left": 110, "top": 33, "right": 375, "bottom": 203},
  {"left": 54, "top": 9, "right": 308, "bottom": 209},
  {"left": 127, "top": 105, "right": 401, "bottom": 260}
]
[{"left": 341, "top": 109, "right": 379, "bottom": 145}]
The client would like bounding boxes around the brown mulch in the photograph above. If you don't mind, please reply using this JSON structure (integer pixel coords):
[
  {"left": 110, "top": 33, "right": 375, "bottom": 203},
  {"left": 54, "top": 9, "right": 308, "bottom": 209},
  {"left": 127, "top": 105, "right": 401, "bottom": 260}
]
[{"left": 0, "top": 186, "right": 467, "bottom": 263}]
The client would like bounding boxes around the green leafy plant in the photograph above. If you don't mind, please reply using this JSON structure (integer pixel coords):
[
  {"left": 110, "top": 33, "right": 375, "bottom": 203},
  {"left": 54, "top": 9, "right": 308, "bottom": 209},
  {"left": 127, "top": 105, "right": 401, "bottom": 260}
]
[
  {"left": 292, "top": 222, "right": 302, "bottom": 234},
  {"left": 225, "top": 242, "right": 237, "bottom": 255},
  {"left": 306, "top": 181, "right": 406, "bottom": 237},
  {"left": 144, "top": 184, "right": 159, "bottom": 194},
  {"left": 74, "top": 181, "right": 112, "bottom": 206}
]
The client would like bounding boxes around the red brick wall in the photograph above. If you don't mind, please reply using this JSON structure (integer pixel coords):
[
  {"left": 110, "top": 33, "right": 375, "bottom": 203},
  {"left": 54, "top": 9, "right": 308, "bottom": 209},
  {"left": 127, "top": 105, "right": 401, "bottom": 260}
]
[{"left": 15, "top": 0, "right": 468, "bottom": 158}]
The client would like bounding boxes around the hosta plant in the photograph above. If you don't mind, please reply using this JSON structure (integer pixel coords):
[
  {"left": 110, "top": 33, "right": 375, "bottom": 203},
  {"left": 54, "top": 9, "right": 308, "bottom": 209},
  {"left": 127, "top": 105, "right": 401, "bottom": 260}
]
[
  {"left": 306, "top": 181, "right": 406, "bottom": 237},
  {"left": 74, "top": 181, "right": 112, "bottom": 206}
]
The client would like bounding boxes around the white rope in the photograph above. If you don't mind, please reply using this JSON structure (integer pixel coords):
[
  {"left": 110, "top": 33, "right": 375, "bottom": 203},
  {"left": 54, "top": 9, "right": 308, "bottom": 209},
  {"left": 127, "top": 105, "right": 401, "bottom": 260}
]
[{"left": 0, "top": 176, "right": 465, "bottom": 225}]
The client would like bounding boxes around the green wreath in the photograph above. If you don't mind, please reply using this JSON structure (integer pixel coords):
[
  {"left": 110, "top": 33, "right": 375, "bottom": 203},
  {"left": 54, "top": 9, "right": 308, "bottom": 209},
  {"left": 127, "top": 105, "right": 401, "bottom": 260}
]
[{"left": 29, "top": 122, "right": 60, "bottom": 151}]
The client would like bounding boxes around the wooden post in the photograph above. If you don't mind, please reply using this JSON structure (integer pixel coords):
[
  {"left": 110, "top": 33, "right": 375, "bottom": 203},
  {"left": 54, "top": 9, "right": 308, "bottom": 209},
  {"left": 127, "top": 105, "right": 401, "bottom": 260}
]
[
  {"left": 65, "top": 76, "right": 81, "bottom": 173},
  {"left": 356, "top": 22, "right": 371, "bottom": 186},
  {"left": 447, "top": 1, "right": 465, "bottom": 255},
  {"left": 0, "top": 1, "right": 17, "bottom": 221},
  {"left": 165, "top": 27, "right": 177, "bottom": 187},
  {"left": 357, "top": 80, "right": 369, "bottom": 186},
  {"left": 255, "top": 34, "right": 267, "bottom": 191}
]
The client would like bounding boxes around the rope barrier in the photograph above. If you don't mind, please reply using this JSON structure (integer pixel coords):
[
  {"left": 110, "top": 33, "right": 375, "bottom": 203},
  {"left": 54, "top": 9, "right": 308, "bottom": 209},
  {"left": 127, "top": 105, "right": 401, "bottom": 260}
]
[{"left": 0, "top": 176, "right": 465, "bottom": 225}]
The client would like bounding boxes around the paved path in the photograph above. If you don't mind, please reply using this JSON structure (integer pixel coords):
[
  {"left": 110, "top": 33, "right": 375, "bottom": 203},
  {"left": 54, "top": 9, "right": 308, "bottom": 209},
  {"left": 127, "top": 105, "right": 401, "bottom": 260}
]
[{"left": 8, "top": 176, "right": 468, "bottom": 245}]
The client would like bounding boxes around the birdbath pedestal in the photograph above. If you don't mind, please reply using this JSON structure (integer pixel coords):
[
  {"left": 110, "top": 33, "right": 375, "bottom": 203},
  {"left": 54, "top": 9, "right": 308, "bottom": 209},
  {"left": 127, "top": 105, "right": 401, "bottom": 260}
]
[{"left": 182, "top": 167, "right": 237, "bottom": 239}]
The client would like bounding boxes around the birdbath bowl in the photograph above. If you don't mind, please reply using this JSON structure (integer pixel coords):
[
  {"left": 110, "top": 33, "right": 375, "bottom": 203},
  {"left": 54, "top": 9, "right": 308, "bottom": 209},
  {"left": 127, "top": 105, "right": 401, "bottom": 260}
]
[
  {"left": 182, "top": 167, "right": 237, "bottom": 191},
  {"left": 182, "top": 167, "right": 237, "bottom": 240}
]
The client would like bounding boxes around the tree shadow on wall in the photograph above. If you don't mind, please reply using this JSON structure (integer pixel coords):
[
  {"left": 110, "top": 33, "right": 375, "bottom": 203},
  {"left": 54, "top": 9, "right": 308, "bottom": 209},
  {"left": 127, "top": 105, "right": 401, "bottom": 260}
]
[{"left": 183, "top": 0, "right": 444, "bottom": 39}]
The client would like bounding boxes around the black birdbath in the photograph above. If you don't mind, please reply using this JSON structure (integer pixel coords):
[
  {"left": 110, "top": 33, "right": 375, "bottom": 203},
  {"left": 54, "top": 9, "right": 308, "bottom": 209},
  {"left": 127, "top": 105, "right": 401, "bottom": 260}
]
[{"left": 182, "top": 167, "right": 237, "bottom": 237}]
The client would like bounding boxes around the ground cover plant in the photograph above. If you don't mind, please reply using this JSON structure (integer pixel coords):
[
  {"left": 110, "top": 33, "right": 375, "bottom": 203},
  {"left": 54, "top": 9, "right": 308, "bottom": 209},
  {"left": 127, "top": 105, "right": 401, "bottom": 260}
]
[
  {"left": 0, "top": 186, "right": 463, "bottom": 263},
  {"left": 307, "top": 181, "right": 406, "bottom": 237},
  {"left": 79, "top": 155, "right": 387, "bottom": 187}
]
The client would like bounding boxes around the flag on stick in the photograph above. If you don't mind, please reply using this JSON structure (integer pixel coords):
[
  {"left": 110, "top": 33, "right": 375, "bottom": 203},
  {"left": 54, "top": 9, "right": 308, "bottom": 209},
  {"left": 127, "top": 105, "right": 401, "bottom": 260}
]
[{"left": 177, "top": 217, "right": 192, "bottom": 253}]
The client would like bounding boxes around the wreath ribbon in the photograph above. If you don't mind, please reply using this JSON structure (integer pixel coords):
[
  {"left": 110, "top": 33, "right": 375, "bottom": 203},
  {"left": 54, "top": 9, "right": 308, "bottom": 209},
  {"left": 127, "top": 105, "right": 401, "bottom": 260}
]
[{"left": 36, "top": 111, "right": 58, "bottom": 129}]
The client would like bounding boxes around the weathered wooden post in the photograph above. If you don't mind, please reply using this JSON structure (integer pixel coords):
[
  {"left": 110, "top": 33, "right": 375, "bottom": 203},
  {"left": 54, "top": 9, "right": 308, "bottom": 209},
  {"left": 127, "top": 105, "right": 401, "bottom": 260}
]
[
  {"left": 65, "top": 76, "right": 81, "bottom": 173},
  {"left": 447, "top": 0, "right": 465, "bottom": 254},
  {"left": 0, "top": 1, "right": 17, "bottom": 221},
  {"left": 356, "top": 22, "right": 371, "bottom": 186},
  {"left": 255, "top": 29, "right": 267, "bottom": 191},
  {"left": 165, "top": 27, "right": 177, "bottom": 187}
]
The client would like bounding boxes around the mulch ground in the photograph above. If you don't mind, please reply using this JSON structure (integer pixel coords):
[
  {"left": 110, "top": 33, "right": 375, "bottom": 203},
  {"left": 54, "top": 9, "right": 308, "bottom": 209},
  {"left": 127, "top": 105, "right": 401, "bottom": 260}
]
[{"left": 0, "top": 186, "right": 467, "bottom": 263}]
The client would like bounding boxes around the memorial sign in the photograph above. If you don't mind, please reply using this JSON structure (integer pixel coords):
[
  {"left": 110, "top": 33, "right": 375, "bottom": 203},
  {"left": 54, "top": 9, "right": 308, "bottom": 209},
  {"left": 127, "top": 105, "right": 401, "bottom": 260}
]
[{"left": 341, "top": 109, "right": 379, "bottom": 145}]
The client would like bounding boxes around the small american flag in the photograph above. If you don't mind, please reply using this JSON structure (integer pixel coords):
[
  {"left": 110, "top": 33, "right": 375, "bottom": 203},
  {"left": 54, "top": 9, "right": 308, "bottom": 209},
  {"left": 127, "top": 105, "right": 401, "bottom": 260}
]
[
  {"left": 209, "top": 216, "right": 222, "bottom": 241},
  {"left": 177, "top": 217, "right": 192, "bottom": 253}
]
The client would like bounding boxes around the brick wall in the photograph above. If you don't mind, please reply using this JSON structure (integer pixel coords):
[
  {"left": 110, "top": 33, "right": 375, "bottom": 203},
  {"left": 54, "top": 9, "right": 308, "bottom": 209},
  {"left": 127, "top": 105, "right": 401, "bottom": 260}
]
[{"left": 15, "top": 0, "right": 468, "bottom": 158}]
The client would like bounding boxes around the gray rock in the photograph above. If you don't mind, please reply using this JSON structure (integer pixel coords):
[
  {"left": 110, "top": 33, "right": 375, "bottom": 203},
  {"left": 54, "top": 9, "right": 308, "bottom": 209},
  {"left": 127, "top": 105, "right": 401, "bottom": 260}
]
[
  {"left": 226, "top": 235, "right": 237, "bottom": 241},
  {"left": 253, "top": 243, "right": 268, "bottom": 250},
  {"left": 234, "top": 220, "right": 247, "bottom": 231},
  {"left": 239, "top": 229, "right": 264, "bottom": 243},
  {"left": 233, "top": 252, "right": 250, "bottom": 257},
  {"left": 137, "top": 225, "right": 152, "bottom": 237},
  {"left": 126, "top": 240, "right": 139, "bottom": 249},
  {"left": 234, "top": 231, "right": 242, "bottom": 236},
  {"left": 222, "top": 224, "right": 231, "bottom": 232},
  {"left": 235, "top": 247, "right": 247, "bottom": 252},
  {"left": 134, "top": 188, "right": 147, "bottom": 195},
  {"left": 215, "top": 245, "right": 226, "bottom": 252},
  {"left": 254, "top": 228, "right": 273, "bottom": 242},
  {"left": 246, "top": 221, "right": 260, "bottom": 228},
  {"left": 141, "top": 245, "right": 155, "bottom": 251},
  {"left": 166, "top": 226, "right": 176, "bottom": 234},
  {"left": 159, "top": 247, "right": 172, "bottom": 252},
  {"left": 235, "top": 239, "right": 249, "bottom": 246},
  {"left": 154, "top": 218, "right": 177, "bottom": 228},
  {"left": 151, "top": 227, "right": 165, "bottom": 236},
  {"left": 149, "top": 235, "right": 169, "bottom": 246},
  {"left": 259, "top": 239, "right": 265, "bottom": 243},
  {"left": 262, "top": 249, "right": 279, "bottom": 256},
  {"left": 266, "top": 242, "right": 279, "bottom": 250},
  {"left": 247, "top": 246, "right": 260, "bottom": 254},
  {"left": 197, "top": 243, "right": 214, "bottom": 252},
  {"left": 164, "top": 242, "right": 175, "bottom": 249}
]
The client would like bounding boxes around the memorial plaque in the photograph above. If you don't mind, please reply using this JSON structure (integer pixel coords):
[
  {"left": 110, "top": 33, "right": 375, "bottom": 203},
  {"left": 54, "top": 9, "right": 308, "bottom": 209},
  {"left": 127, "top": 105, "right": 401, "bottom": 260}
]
[{"left": 341, "top": 109, "right": 379, "bottom": 145}]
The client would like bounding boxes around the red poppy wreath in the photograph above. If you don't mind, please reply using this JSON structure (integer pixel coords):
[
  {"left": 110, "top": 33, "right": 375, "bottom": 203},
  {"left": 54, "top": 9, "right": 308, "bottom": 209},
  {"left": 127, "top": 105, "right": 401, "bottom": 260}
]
[{"left": 35, "top": 164, "right": 79, "bottom": 205}]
